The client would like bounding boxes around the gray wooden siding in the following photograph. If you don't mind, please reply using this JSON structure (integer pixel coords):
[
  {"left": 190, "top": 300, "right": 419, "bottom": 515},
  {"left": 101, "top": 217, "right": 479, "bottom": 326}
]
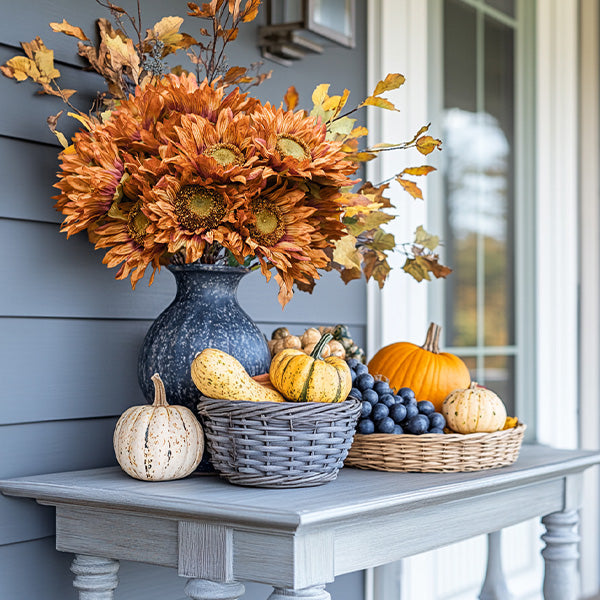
[{"left": 0, "top": 1, "right": 368, "bottom": 598}]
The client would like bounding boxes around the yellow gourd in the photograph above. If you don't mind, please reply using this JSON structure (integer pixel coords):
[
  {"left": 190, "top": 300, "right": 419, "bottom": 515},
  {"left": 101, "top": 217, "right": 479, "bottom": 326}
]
[
  {"left": 191, "top": 348, "right": 284, "bottom": 402},
  {"left": 442, "top": 382, "right": 507, "bottom": 434},
  {"left": 269, "top": 334, "right": 352, "bottom": 403}
]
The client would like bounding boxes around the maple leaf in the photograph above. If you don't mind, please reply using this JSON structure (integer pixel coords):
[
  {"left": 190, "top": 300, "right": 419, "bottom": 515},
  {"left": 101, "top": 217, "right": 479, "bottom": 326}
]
[
  {"left": 414, "top": 225, "right": 439, "bottom": 251},
  {"left": 332, "top": 235, "right": 362, "bottom": 271},
  {"left": 361, "top": 250, "right": 391, "bottom": 288}
]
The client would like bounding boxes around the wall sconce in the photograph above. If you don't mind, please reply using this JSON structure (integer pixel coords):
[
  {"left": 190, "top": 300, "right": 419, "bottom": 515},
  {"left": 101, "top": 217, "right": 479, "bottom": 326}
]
[{"left": 258, "top": 0, "right": 356, "bottom": 66}]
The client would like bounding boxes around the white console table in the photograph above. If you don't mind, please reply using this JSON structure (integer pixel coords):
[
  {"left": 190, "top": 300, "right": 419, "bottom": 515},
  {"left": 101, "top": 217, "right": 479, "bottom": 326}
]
[{"left": 1, "top": 444, "right": 598, "bottom": 600}]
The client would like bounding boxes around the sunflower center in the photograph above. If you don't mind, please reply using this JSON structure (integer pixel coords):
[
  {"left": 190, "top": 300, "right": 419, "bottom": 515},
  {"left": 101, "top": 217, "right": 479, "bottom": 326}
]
[
  {"left": 206, "top": 143, "right": 243, "bottom": 166},
  {"left": 250, "top": 203, "right": 286, "bottom": 247},
  {"left": 175, "top": 185, "right": 226, "bottom": 231},
  {"left": 127, "top": 202, "right": 149, "bottom": 245},
  {"left": 276, "top": 134, "right": 310, "bottom": 160}
]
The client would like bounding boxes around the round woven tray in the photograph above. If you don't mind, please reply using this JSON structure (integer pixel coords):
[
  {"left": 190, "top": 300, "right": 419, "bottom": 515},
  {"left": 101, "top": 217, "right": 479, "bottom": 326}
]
[
  {"left": 196, "top": 397, "right": 361, "bottom": 488},
  {"left": 345, "top": 423, "right": 526, "bottom": 472}
]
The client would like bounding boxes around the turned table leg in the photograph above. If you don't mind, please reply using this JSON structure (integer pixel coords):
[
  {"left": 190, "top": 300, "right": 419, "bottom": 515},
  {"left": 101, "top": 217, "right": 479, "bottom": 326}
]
[
  {"left": 541, "top": 510, "right": 580, "bottom": 600},
  {"left": 479, "top": 531, "right": 513, "bottom": 600},
  {"left": 184, "top": 578, "right": 245, "bottom": 600},
  {"left": 70, "top": 554, "right": 119, "bottom": 600},
  {"left": 267, "top": 585, "right": 331, "bottom": 600}
]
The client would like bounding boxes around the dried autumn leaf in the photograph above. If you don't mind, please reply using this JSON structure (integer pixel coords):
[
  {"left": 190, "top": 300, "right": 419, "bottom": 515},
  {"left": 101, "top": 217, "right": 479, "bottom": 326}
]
[
  {"left": 1, "top": 56, "right": 40, "bottom": 82},
  {"left": 361, "top": 250, "right": 391, "bottom": 287},
  {"left": 188, "top": 1, "right": 217, "bottom": 18},
  {"left": 229, "top": 0, "right": 242, "bottom": 19},
  {"left": 311, "top": 83, "right": 330, "bottom": 107},
  {"left": 403, "top": 257, "right": 430, "bottom": 282},
  {"left": 47, "top": 111, "right": 69, "bottom": 148},
  {"left": 345, "top": 151, "right": 377, "bottom": 162},
  {"left": 332, "top": 234, "right": 362, "bottom": 271},
  {"left": 344, "top": 211, "right": 394, "bottom": 237},
  {"left": 284, "top": 85, "right": 299, "bottom": 111},
  {"left": 401, "top": 165, "right": 436, "bottom": 176},
  {"left": 360, "top": 96, "right": 397, "bottom": 111},
  {"left": 420, "top": 255, "right": 452, "bottom": 278},
  {"left": 372, "top": 73, "right": 405, "bottom": 96},
  {"left": 241, "top": 0, "right": 261, "bottom": 22},
  {"left": 49, "top": 20, "right": 89, "bottom": 41},
  {"left": 340, "top": 265, "right": 363, "bottom": 284},
  {"left": 104, "top": 32, "right": 141, "bottom": 84},
  {"left": 359, "top": 181, "right": 393, "bottom": 208},
  {"left": 146, "top": 16, "right": 189, "bottom": 54},
  {"left": 327, "top": 116, "right": 355, "bottom": 138},
  {"left": 224, "top": 65, "right": 247, "bottom": 83},
  {"left": 416, "top": 135, "right": 442, "bottom": 155},
  {"left": 396, "top": 177, "right": 423, "bottom": 200},
  {"left": 369, "top": 229, "right": 396, "bottom": 253},
  {"left": 323, "top": 88, "right": 350, "bottom": 115},
  {"left": 350, "top": 126, "right": 369, "bottom": 138},
  {"left": 414, "top": 225, "right": 439, "bottom": 251}
]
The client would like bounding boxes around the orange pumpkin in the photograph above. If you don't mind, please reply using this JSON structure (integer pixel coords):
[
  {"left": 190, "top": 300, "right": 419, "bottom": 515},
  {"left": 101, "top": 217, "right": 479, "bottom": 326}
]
[{"left": 368, "top": 323, "right": 471, "bottom": 410}]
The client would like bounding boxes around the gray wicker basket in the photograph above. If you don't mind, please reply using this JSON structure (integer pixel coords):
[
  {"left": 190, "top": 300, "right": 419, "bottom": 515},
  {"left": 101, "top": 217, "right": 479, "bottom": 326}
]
[{"left": 196, "top": 397, "right": 361, "bottom": 488}]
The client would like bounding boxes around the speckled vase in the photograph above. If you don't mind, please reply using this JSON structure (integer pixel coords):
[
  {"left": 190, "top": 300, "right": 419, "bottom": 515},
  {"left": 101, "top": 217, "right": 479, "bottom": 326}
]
[{"left": 137, "top": 263, "right": 271, "bottom": 412}]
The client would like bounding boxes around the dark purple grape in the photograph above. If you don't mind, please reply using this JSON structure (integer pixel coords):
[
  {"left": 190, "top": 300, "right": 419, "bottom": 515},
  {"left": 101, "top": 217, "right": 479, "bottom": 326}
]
[
  {"left": 371, "top": 403, "right": 389, "bottom": 421},
  {"left": 405, "top": 414, "right": 429, "bottom": 435},
  {"left": 404, "top": 403, "right": 419, "bottom": 420},
  {"left": 373, "top": 380, "right": 392, "bottom": 395},
  {"left": 360, "top": 401, "right": 372, "bottom": 418},
  {"left": 348, "top": 387, "right": 362, "bottom": 400},
  {"left": 357, "top": 419, "right": 375, "bottom": 434},
  {"left": 346, "top": 358, "right": 360, "bottom": 370},
  {"left": 429, "top": 412, "right": 446, "bottom": 429},
  {"left": 376, "top": 416, "right": 396, "bottom": 433},
  {"left": 417, "top": 400, "right": 435, "bottom": 415},
  {"left": 393, "top": 395, "right": 404, "bottom": 404},
  {"left": 393, "top": 424, "right": 404, "bottom": 434},
  {"left": 428, "top": 427, "right": 445, "bottom": 434},
  {"left": 389, "top": 403, "right": 407, "bottom": 423},
  {"left": 356, "top": 373, "right": 375, "bottom": 391},
  {"left": 399, "top": 387, "right": 416, "bottom": 400},
  {"left": 355, "top": 363, "right": 369, "bottom": 376},
  {"left": 362, "top": 389, "right": 379, "bottom": 405},
  {"left": 350, "top": 370, "right": 357, "bottom": 384},
  {"left": 379, "top": 393, "right": 395, "bottom": 407}
]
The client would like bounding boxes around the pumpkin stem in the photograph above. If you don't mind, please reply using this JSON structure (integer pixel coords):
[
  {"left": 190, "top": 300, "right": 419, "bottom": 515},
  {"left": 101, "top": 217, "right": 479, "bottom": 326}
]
[
  {"left": 470, "top": 381, "right": 478, "bottom": 389},
  {"left": 151, "top": 373, "right": 169, "bottom": 407},
  {"left": 310, "top": 333, "right": 333, "bottom": 360},
  {"left": 422, "top": 322, "right": 442, "bottom": 353}
]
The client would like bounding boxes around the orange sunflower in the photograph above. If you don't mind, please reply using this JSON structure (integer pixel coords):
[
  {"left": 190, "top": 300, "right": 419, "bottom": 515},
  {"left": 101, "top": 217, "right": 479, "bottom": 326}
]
[
  {"left": 144, "top": 172, "right": 255, "bottom": 264},
  {"left": 234, "top": 183, "right": 331, "bottom": 305},
  {"left": 251, "top": 103, "right": 359, "bottom": 187}
]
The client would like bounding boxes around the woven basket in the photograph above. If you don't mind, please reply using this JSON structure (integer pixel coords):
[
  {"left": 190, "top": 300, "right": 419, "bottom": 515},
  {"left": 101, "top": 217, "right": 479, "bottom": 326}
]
[
  {"left": 345, "top": 423, "right": 526, "bottom": 472},
  {"left": 196, "top": 397, "right": 361, "bottom": 488}
]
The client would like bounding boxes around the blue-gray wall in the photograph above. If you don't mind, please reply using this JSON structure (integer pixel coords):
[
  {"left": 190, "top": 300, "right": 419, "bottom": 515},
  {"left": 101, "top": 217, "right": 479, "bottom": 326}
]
[{"left": 0, "top": 1, "right": 367, "bottom": 598}]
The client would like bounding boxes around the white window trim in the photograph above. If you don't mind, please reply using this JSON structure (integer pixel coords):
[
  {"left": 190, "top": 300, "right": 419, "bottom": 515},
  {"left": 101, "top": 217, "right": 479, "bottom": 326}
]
[{"left": 366, "top": 0, "right": 589, "bottom": 598}]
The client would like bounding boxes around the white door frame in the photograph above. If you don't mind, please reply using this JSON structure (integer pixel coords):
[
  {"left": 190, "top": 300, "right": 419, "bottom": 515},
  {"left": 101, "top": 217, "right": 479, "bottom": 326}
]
[{"left": 366, "top": 0, "right": 593, "bottom": 597}]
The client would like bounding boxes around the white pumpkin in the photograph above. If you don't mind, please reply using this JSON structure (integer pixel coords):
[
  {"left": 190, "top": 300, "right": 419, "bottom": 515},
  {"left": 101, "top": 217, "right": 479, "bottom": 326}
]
[
  {"left": 442, "top": 382, "right": 507, "bottom": 434},
  {"left": 113, "top": 373, "right": 204, "bottom": 481}
]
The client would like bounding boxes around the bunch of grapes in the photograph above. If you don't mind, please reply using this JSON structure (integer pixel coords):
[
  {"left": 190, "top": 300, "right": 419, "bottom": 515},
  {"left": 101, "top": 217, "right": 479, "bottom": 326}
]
[{"left": 346, "top": 359, "right": 446, "bottom": 435}]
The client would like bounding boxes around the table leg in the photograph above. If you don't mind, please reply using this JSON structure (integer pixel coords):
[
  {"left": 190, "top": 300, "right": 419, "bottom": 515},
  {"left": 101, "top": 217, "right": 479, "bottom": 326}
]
[
  {"left": 479, "top": 531, "right": 513, "bottom": 600},
  {"left": 267, "top": 585, "right": 331, "bottom": 600},
  {"left": 184, "top": 578, "right": 245, "bottom": 600},
  {"left": 70, "top": 554, "right": 119, "bottom": 600},
  {"left": 541, "top": 510, "right": 580, "bottom": 600}
]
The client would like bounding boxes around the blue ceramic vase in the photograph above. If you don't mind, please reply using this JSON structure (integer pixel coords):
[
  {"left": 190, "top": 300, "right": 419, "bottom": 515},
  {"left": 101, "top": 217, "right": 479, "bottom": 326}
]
[{"left": 137, "top": 263, "right": 271, "bottom": 411}]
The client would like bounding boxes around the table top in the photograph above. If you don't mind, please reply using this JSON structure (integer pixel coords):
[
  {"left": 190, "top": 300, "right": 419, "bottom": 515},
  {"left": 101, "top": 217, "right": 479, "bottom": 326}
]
[{"left": 2, "top": 445, "right": 599, "bottom": 531}]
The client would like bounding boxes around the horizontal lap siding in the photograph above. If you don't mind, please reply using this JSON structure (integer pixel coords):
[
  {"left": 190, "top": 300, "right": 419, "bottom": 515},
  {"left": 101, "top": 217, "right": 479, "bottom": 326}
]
[{"left": 1, "top": 2, "right": 368, "bottom": 599}]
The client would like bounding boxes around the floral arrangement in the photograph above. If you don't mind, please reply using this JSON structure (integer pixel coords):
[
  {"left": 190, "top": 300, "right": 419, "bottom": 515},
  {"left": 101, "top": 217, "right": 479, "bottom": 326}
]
[{"left": 2, "top": 0, "right": 450, "bottom": 306}]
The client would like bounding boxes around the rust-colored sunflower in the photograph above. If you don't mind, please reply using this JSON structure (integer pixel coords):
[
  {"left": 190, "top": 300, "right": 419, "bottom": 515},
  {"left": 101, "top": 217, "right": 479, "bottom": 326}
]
[
  {"left": 251, "top": 103, "right": 359, "bottom": 187},
  {"left": 145, "top": 173, "right": 246, "bottom": 263},
  {"left": 235, "top": 183, "right": 331, "bottom": 306}
]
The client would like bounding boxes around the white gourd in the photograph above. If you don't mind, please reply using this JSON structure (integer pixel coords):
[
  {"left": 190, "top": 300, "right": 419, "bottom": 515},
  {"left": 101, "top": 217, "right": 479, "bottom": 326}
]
[
  {"left": 113, "top": 373, "right": 204, "bottom": 481},
  {"left": 442, "top": 381, "right": 507, "bottom": 434}
]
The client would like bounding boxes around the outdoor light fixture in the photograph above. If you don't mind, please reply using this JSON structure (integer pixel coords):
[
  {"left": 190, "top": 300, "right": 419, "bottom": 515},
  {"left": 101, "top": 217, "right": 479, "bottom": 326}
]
[{"left": 258, "top": 0, "right": 356, "bottom": 66}]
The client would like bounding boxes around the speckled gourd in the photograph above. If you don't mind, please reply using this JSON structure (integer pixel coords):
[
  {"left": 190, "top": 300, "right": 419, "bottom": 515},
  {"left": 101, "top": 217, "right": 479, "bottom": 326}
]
[
  {"left": 442, "top": 382, "right": 507, "bottom": 434},
  {"left": 113, "top": 374, "right": 204, "bottom": 481},
  {"left": 269, "top": 334, "right": 353, "bottom": 403},
  {"left": 191, "top": 348, "right": 285, "bottom": 402}
]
